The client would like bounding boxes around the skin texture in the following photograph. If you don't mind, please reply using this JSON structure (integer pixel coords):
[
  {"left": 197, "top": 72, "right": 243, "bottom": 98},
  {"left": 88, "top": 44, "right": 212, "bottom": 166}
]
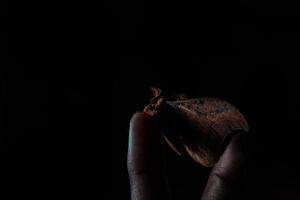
[{"left": 127, "top": 112, "right": 246, "bottom": 200}]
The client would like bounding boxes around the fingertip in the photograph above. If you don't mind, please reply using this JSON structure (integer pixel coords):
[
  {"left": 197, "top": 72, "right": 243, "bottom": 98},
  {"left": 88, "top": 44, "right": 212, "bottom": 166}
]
[
  {"left": 131, "top": 111, "right": 150, "bottom": 120},
  {"left": 130, "top": 111, "right": 155, "bottom": 128},
  {"left": 227, "top": 131, "right": 247, "bottom": 153},
  {"left": 128, "top": 111, "right": 165, "bottom": 176}
]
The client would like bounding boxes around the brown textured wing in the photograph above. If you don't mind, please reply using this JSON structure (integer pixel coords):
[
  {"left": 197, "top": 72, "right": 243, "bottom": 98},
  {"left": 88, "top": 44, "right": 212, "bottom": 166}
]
[{"left": 160, "top": 98, "right": 249, "bottom": 167}]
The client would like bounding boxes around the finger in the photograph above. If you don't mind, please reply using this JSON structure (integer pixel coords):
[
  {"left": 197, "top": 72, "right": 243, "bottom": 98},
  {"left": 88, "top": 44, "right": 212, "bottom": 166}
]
[
  {"left": 127, "top": 112, "right": 171, "bottom": 200},
  {"left": 201, "top": 131, "right": 247, "bottom": 200}
]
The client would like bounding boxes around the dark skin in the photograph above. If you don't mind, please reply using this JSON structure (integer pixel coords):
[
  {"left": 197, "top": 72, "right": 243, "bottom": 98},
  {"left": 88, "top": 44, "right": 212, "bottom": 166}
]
[{"left": 127, "top": 112, "right": 246, "bottom": 200}]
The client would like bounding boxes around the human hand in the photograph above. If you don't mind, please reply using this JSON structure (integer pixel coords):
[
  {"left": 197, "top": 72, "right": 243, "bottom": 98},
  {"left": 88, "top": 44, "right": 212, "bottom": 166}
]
[{"left": 127, "top": 112, "right": 246, "bottom": 200}]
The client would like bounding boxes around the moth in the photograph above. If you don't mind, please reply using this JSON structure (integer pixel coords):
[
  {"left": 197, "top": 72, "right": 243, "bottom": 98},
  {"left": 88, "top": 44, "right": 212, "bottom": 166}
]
[{"left": 144, "top": 87, "right": 249, "bottom": 167}]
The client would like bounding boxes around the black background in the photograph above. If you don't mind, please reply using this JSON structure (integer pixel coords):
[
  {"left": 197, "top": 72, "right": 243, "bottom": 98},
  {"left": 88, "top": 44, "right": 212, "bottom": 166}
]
[
  {"left": 1, "top": 1, "right": 99, "bottom": 199},
  {"left": 2, "top": 0, "right": 300, "bottom": 199},
  {"left": 112, "top": 0, "right": 300, "bottom": 200}
]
